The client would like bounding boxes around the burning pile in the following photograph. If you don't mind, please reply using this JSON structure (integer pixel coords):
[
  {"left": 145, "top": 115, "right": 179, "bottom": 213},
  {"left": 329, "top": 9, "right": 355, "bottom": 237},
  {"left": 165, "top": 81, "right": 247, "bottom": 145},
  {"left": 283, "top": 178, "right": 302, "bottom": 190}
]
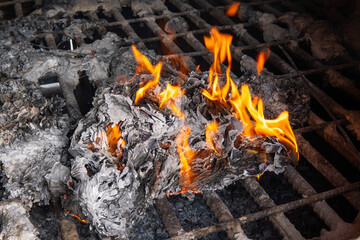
[{"left": 57, "top": 27, "right": 303, "bottom": 237}]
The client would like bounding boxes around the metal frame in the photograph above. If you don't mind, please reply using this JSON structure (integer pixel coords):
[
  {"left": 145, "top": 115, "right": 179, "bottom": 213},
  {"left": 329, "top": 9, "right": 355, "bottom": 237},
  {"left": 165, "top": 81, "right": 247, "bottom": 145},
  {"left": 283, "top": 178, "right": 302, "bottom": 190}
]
[{"left": 2, "top": 0, "right": 359, "bottom": 239}]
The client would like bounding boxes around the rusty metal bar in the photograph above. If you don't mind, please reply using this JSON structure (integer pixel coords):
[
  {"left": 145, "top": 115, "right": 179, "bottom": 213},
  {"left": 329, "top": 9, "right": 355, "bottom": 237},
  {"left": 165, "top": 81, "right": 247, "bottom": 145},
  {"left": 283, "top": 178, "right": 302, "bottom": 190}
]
[
  {"left": 285, "top": 44, "right": 360, "bottom": 103},
  {"left": 296, "top": 134, "right": 360, "bottom": 210},
  {"left": 284, "top": 166, "right": 344, "bottom": 230},
  {"left": 0, "top": 0, "right": 34, "bottom": 7},
  {"left": 294, "top": 118, "right": 348, "bottom": 134},
  {"left": 168, "top": 181, "right": 360, "bottom": 240},
  {"left": 278, "top": 45, "right": 360, "bottom": 161},
  {"left": 242, "top": 178, "right": 304, "bottom": 239},
  {"left": 14, "top": 2, "right": 23, "bottom": 17},
  {"left": 154, "top": 198, "right": 185, "bottom": 237},
  {"left": 141, "top": 16, "right": 196, "bottom": 70},
  {"left": 282, "top": 62, "right": 357, "bottom": 78},
  {"left": 202, "top": 191, "right": 249, "bottom": 240},
  {"left": 308, "top": 112, "right": 360, "bottom": 171},
  {"left": 111, "top": 8, "right": 145, "bottom": 48}
]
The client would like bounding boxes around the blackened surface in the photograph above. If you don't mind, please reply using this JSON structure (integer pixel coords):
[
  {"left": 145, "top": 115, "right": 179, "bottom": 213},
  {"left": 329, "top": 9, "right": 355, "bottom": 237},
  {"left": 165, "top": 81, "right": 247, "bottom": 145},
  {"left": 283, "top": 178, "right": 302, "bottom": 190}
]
[
  {"left": 217, "top": 182, "right": 282, "bottom": 240},
  {"left": 296, "top": 153, "right": 358, "bottom": 223},
  {"left": 259, "top": 171, "right": 328, "bottom": 238},
  {"left": 30, "top": 204, "right": 60, "bottom": 240},
  {"left": 168, "top": 194, "right": 226, "bottom": 240},
  {"left": 129, "top": 205, "right": 169, "bottom": 240},
  {"left": 74, "top": 71, "right": 96, "bottom": 115}
]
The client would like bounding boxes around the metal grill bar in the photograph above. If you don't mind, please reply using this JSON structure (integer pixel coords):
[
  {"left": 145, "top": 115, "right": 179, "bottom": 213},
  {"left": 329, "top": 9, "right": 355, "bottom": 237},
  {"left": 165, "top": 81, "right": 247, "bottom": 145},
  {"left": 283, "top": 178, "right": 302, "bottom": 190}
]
[
  {"left": 296, "top": 134, "right": 360, "bottom": 210},
  {"left": 13, "top": 0, "right": 358, "bottom": 239},
  {"left": 284, "top": 166, "right": 344, "bottom": 230},
  {"left": 168, "top": 182, "right": 360, "bottom": 240},
  {"left": 308, "top": 112, "right": 360, "bottom": 171}
]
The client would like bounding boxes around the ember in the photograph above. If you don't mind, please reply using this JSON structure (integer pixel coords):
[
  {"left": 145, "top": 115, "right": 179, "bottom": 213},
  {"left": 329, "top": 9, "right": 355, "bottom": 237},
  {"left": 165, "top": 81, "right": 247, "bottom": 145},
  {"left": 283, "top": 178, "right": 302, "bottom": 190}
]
[{"left": 2, "top": 0, "right": 358, "bottom": 240}]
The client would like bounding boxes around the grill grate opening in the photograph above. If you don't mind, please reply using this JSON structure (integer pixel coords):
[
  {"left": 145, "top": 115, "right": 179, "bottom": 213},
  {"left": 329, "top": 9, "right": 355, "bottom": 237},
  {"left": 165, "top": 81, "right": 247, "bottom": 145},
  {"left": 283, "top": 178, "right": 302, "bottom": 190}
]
[
  {"left": 338, "top": 67, "right": 360, "bottom": 89},
  {"left": 304, "top": 132, "right": 360, "bottom": 183},
  {"left": 163, "top": 0, "right": 179, "bottom": 13},
  {"left": 200, "top": 11, "right": 223, "bottom": 27},
  {"left": 259, "top": 172, "right": 329, "bottom": 238},
  {"left": 130, "top": 21, "right": 157, "bottom": 39},
  {"left": 168, "top": 195, "right": 219, "bottom": 231},
  {"left": 193, "top": 56, "right": 211, "bottom": 71},
  {"left": 106, "top": 25, "right": 128, "bottom": 38},
  {"left": 0, "top": 5, "right": 16, "bottom": 20},
  {"left": 182, "top": 15, "right": 200, "bottom": 31},
  {"left": 285, "top": 205, "right": 328, "bottom": 238},
  {"left": 73, "top": 11, "right": 90, "bottom": 20},
  {"left": 175, "top": 37, "right": 196, "bottom": 53},
  {"left": 97, "top": 8, "right": 115, "bottom": 22},
  {"left": 84, "top": 28, "right": 103, "bottom": 44},
  {"left": 73, "top": 71, "right": 96, "bottom": 115},
  {"left": 22, "top": 1, "right": 36, "bottom": 16},
  {"left": 297, "top": 150, "right": 358, "bottom": 223},
  {"left": 244, "top": 25, "right": 265, "bottom": 43},
  {"left": 217, "top": 182, "right": 282, "bottom": 240},
  {"left": 121, "top": 7, "right": 134, "bottom": 19}
]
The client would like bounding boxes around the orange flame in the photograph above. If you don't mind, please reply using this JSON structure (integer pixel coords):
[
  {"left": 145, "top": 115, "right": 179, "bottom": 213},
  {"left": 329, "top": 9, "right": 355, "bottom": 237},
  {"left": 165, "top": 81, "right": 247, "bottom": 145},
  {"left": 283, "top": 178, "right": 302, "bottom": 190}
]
[
  {"left": 229, "top": 84, "right": 298, "bottom": 159},
  {"left": 226, "top": 2, "right": 240, "bottom": 17},
  {"left": 176, "top": 126, "right": 197, "bottom": 192},
  {"left": 90, "top": 123, "right": 126, "bottom": 161},
  {"left": 159, "top": 83, "right": 185, "bottom": 119},
  {"left": 64, "top": 210, "right": 87, "bottom": 223},
  {"left": 202, "top": 28, "right": 298, "bottom": 159},
  {"left": 256, "top": 47, "right": 271, "bottom": 75},
  {"left": 202, "top": 27, "right": 233, "bottom": 104},
  {"left": 132, "top": 45, "right": 163, "bottom": 104},
  {"left": 205, "top": 121, "right": 222, "bottom": 155}
]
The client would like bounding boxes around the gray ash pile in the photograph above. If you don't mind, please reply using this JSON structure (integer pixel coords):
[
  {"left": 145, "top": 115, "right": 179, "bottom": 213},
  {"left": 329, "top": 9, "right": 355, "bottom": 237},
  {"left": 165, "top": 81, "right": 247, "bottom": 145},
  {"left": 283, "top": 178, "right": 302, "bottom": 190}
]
[
  {"left": 55, "top": 40, "right": 309, "bottom": 237},
  {"left": 0, "top": 77, "right": 69, "bottom": 207}
]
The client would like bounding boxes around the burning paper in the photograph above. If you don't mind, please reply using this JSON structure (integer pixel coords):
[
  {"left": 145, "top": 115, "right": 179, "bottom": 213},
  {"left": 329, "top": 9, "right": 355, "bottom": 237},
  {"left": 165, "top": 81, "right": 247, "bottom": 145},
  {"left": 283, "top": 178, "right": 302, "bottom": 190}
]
[{"left": 60, "top": 28, "right": 303, "bottom": 237}]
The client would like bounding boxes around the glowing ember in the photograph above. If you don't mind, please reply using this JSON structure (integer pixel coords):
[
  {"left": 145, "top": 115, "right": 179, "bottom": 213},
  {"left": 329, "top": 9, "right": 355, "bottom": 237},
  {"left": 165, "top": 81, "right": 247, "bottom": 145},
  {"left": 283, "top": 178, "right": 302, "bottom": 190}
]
[
  {"left": 205, "top": 121, "right": 222, "bottom": 155},
  {"left": 176, "top": 126, "right": 197, "bottom": 192},
  {"left": 89, "top": 123, "right": 126, "bottom": 162},
  {"left": 226, "top": 2, "right": 240, "bottom": 17},
  {"left": 132, "top": 45, "right": 163, "bottom": 104},
  {"left": 65, "top": 210, "right": 87, "bottom": 223},
  {"left": 256, "top": 47, "right": 271, "bottom": 75}
]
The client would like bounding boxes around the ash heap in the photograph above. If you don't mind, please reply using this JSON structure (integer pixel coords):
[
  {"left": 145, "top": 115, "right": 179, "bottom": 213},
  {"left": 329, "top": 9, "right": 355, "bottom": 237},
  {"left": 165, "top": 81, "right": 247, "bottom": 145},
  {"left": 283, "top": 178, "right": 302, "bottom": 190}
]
[{"left": 58, "top": 27, "right": 307, "bottom": 237}]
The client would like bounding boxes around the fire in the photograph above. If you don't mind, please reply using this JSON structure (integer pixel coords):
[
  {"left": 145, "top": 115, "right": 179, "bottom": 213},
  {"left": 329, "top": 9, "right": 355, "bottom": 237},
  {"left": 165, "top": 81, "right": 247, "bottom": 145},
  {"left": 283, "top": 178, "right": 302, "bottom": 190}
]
[
  {"left": 256, "top": 47, "right": 271, "bottom": 75},
  {"left": 159, "top": 83, "right": 185, "bottom": 119},
  {"left": 132, "top": 45, "right": 163, "bottom": 104},
  {"left": 89, "top": 123, "right": 126, "bottom": 162},
  {"left": 176, "top": 126, "right": 197, "bottom": 192},
  {"left": 64, "top": 210, "right": 87, "bottom": 223},
  {"left": 202, "top": 27, "right": 233, "bottom": 105},
  {"left": 205, "top": 121, "right": 222, "bottom": 155},
  {"left": 202, "top": 27, "right": 298, "bottom": 159},
  {"left": 226, "top": 2, "right": 240, "bottom": 17},
  {"left": 130, "top": 26, "right": 298, "bottom": 193},
  {"left": 229, "top": 84, "right": 298, "bottom": 159}
]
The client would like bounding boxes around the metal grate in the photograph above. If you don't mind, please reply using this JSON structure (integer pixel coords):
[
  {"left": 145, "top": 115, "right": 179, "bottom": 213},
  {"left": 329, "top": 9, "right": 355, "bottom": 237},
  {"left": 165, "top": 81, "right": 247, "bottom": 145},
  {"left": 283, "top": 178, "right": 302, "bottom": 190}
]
[{"left": 2, "top": 0, "right": 360, "bottom": 239}]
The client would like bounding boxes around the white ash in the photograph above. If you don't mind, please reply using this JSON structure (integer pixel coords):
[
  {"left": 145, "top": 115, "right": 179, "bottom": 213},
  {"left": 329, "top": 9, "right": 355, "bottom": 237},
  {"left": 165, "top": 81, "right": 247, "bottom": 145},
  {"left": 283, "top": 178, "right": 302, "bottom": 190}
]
[
  {"left": 0, "top": 200, "right": 39, "bottom": 240},
  {"left": 0, "top": 79, "right": 69, "bottom": 207},
  {"left": 55, "top": 62, "right": 304, "bottom": 237}
]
